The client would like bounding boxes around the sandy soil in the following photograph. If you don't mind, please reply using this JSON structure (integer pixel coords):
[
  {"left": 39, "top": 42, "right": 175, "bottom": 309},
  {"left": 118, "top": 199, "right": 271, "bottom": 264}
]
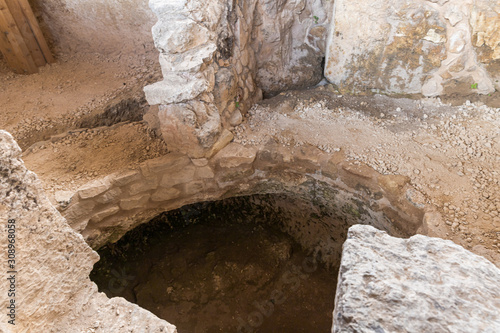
[
  {"left": 234, "top": 86, "right": 500, "bottom": 264},
  {"left": 22, "top": 121, "right": 167, "bottom": 199},
  {"left": 0, "top": 51, "right": 161, "bottom": 150}
]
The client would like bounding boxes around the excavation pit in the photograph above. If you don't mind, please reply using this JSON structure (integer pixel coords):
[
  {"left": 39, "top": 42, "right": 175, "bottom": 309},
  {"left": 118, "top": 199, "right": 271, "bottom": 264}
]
[{"left": 91, "top": 192, "right": 413, "bottom": 333}]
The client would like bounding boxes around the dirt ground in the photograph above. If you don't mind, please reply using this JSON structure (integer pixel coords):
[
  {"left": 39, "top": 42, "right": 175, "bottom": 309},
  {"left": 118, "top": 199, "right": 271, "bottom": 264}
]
[
  {"left": 0, "top": 50, "right": 161, "bottom": 150},
  {"left": 0, "top": 47, "right": 166, "bottom": 203},
  {"left": 234, "top": 86, "right": 500, "bottom": 265},
  {"left": 91, "top": 202, "right": 337, "bottom": 333}
]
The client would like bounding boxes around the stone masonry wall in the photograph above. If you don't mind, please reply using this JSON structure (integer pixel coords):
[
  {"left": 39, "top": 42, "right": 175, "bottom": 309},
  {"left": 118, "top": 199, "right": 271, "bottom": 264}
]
[
  {"left": 325, "top": 0, "right": 500, "bottom": 96},
  {"left": 60, "top": 140, "right": 429, "bottom": 265},
  {"left": 144, "top": 0, "right": 332, "bottom": 158}
]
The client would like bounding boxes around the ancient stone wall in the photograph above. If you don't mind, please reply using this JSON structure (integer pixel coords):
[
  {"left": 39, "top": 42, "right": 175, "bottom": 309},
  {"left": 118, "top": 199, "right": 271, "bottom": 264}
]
[
  {"left": 325, "top": 0, "right": 500, "bottom": 96},
  {"left": 144, "top": 0, "right": 332, "bottom": 157},
  {"left": 0, "top": 131, "right": 176, "bottom": 333},
  {"left": 59, "top": 140, "right": 429, "bottom": 268}
]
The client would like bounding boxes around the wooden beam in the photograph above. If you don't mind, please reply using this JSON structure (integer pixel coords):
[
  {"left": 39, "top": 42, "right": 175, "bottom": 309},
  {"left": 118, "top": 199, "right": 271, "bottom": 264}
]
[
  {"left": 0, "top": 13, "right": 24, "bottom": 73},
  {"left": 5, "top": 0, "right": 45, "bottom": 67},
  {"left": 0, "top": 0, "right": 37, "bottom": 73},
  {"left": 16, "top": 0, "right": 54, "bottom": 64}
]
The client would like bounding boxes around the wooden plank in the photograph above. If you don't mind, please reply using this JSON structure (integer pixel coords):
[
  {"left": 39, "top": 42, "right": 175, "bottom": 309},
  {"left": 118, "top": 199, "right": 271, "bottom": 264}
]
[
  {"left": 0, "top": 15, "right": 24, "bottom": 73},
  {"left": 16, "top": 0, "right": 54, "bottom": 64},
  {"left": 5, "top": 0, "right": 45, "bottom": 67},
  {"left": 0, "top": 0, "right": 37, "bottom": 73}
]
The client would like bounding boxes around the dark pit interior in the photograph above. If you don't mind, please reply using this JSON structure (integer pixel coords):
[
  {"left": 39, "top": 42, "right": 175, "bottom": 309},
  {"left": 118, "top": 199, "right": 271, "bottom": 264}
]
[{"left": 91, "top": 192, "right": 407, "bottom": 332}]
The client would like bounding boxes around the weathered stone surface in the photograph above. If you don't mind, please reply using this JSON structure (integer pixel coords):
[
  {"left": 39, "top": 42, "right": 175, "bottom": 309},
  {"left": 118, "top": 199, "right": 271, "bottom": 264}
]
[
  {"left": 213, "top": 143, "right": 258, "bottom": 169},
  {"left": 141, "top": 153, "right": 192, "bottom": 178},
  {"left": 326, "top": 0, "right": 497, "bottom": 96},
  {"left": 145, "top": 0, "right": 334, "bottom": 156},
  {"left": 157, "top": 102, "right": 221, "bottom": 158},
  {"left": 110, "top": 170, "right": 141, "bottom": 187},
  {"left": 89, "top": 205, "right": 121, "bottom": 223},
  {"left": 195, "top": 165, "right": 215, "bottom": 179},
  {"left": 326, "top": 0, "right": 447, "bottom": 95},
  {"left": 151, "top": 187, "right": 182, "bottom": 202},
  {"left": 250, "top": 0, "right": 333, "bottom": 96},
  {"left": 205, "top": 128, "right": 234, "bottom": 158},
  {"left": 144, "top": 70, "right": 215, "bottom": 106},
  {"left": 129, "top": 178, "right": 159, "bottom": 196},
  {"left": 95, "top": 187, "right": 123, "bottom": 204},
  {"left": 333, "top": 225, "right": 500, "bottom": 333},
  {"left": 54, "top": 190, "right": 74, "bottom": 208},
  {"left": 0, "top": 130, "right": 176, "bottom": 333},
  {"left": 77, "top": 178, "right": 111, "bottom": 199},
  {"left": 120, "top": 193, "right": 151, "bottom": 211},
  {"left": 470, "top": 1, "right": 500, "bottom": 91},
  {"left": 160, "top": 165, "right": 196, "bottom": 187}
]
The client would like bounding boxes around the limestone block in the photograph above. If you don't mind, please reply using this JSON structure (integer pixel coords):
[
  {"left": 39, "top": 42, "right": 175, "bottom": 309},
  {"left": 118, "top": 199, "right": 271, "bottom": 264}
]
[
  {"left": 205, "top": 129, "right": 234, "bottom": 158},
  {"left": 470, "top": 1, "right": 500, "bottom": 90},
  {"left": 149, "top": 0, "right": 189, "bottom": 19},
  {"left": 95, "top": 187, "right": 123, "bottom": 205},
  {"left": 191, "top": 158, "right": 209, "bottom": 167},
  {"left": 152, "top": 19, "right": 212, "bottom": 54},
  {"left": 471, "top": 1, "right": 500, "bottom": 62},
  {"left": 183, "top": 0, "right": 224, "bottom": 31},
  {"left": 213, "top": 67, "right": 238, "bottom": 119},
  {"left": 77, "top": 178, "right": 112, "bottom": 200},
  {"left": 195, "top": 166, "right": 215, "bottom": 179},
  {"left": 64, "top": 199, "right": 96, "bottom": 225},
  {"left": 326, "top": 0, "right": 447, "bottom": 95},
  {"left": 160, "top": 166, "right": 196, "bottom": 187},
  {"left": 111, "top": 170, "right": 141, "bottom": 187},
  {"left": 157, "top": 102, "right": 222, "bottom": 158},
  {"left": 333, "top": 225, "right": 500, "bottom": 333},
  {"left": 119, "top": 194, "right": 151, "bottom": 211},
  {"left": 151, "top": 187, "right": 182, "bottom": 202},
  {"left": 178, "top": 180, "right": 205, "bottom": 196},
  {"left": 254, "top": 141, "right": 287, "bottom": 171},
  {"left": 144, "top": 69, "right": 215, "bottom": 105},
  {"left": 140, "top": 153, "right": 192, "bottom": 178},
  {"left": 445, "top": 6, "right": 464, "bottom": 26},
  {"left": 89, "top": 205, "right": 120, "bottom": 224},
  {"left": 229, "top": 109, "right": 243, "bottom": 127},
  {"left": 213, "top": 143, "right": 258, "bottom": 169},
  {"left": 129, "top": 178, "right": 159, "bottom": 196},
  {"left": 54, "top": 190, "right": 74, "bottom": 208}
]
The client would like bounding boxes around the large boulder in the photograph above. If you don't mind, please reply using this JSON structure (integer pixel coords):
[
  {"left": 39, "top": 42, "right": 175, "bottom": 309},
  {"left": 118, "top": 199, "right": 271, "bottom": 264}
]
[{"left": 334, "top": 225, "right": 500, "bottom": 332}]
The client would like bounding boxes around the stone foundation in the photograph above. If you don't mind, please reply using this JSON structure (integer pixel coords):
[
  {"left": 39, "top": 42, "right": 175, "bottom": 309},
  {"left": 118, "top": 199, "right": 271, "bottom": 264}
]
[{"left": 61, "top": 140, "right": 427, "bottom": 253}]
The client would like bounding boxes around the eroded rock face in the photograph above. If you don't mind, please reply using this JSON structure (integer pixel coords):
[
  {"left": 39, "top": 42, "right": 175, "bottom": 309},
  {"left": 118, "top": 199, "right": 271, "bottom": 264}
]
[
  {"left": 0, "top": 130, "right": 176, "bottom": 332},
  {"left": 250, "top": 0, "right": 332, "bottom": 96},
  {"left": 325, "top": 0, "right": 499, "bottom": 96},
  {"left": 333, "top": 225, "right": 500, "bottom": 333}
]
